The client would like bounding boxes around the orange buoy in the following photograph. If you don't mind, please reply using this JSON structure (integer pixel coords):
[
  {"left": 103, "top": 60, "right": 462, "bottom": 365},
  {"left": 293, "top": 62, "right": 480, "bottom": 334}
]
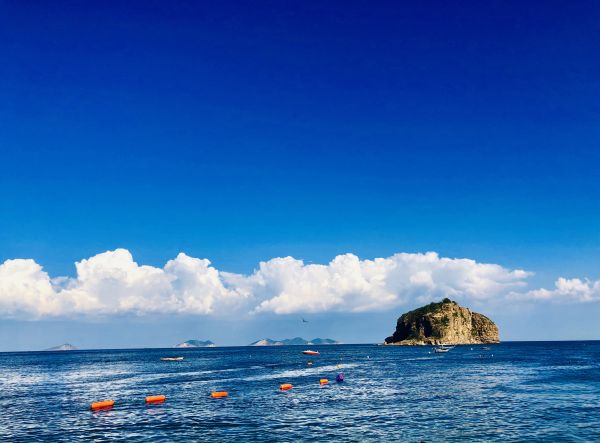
[
  {"left": 320, "top": 379, "right": 329, "bottom": 385},
  {"left": 90, "top": 400, "right": 114, "bottom": 410},
  {"left": 145, "top": 395, "right": 166, "bottom": 404},
  {"left": 279, "top": 383, "right": 293, "bottom": 391},
  {"left": 210, "top": 391, "right": 228, "bottom": 398}
]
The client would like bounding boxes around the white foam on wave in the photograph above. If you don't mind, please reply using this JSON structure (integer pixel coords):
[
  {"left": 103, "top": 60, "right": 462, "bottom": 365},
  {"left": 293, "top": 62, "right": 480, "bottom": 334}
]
[
  {"left": 402, "top": 356, "right": 437, "bottom": 361},
  {"left": 242, "top": 363, "right": 358, "bottom": 382}
]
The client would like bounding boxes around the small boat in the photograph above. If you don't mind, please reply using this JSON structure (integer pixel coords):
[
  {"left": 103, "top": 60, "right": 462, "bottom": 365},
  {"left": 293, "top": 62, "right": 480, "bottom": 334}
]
[
  {"left": 302, "top": 350, "right": 320, "bottom": 355},
  {"left": 434, "top": 346, "right": 450, "bottom": 353},
  {"left": 160, "top": 357, "right": 184, "bottom": 361}
]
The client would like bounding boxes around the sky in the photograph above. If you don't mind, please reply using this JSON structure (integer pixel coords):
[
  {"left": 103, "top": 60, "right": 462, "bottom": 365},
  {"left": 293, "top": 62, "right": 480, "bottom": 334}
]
[{"left": 1, "top": 1, "right": 600, "bottom": 351}]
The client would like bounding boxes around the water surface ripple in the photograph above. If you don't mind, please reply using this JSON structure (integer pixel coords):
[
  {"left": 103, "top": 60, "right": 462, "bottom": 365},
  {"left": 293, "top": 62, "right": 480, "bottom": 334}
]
[{"left": 1, "top": 342, "right": 600, "bottom": 442}]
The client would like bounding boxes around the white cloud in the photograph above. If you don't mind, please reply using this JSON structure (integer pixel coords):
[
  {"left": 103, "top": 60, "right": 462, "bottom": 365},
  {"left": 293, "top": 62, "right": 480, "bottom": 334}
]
[
  {"left": 511, "top": 277, "right": 600, "bottom": 303},
  {"left": 1, "top": 248, "right": 597, "bottom": 319},
  {"left": 0, "top": 249, "right": 244, "bottom": 318},
  {"left": 0, "top": 258, "right": 60, "bottom": 317},
  {"left": 231, "top": 252, "right": 531, "bottom": 314}
]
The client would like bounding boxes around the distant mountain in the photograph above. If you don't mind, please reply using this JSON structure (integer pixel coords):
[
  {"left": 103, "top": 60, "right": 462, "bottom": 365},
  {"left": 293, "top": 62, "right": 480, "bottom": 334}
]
[
  {"left": 280, "top": 337, "right": 308, "bottom": 346},
  {"left": 44, "top": 343, "right": 77, "bottom": 351},
  {"left": 249, "top": 337, "right": 339, "bottom": 346},
  {"left": 310, "top": 338, "right": 339, "bottom": 345},
  {"left": 175, "top": 340, "right": 216, "bottom": 348},
  {"left": 250, "top": 338, "right": 284, "bottom": 346}
]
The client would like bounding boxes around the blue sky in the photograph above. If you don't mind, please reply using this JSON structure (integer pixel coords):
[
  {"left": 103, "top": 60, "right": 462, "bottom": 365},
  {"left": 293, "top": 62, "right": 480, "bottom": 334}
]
[{"left": 1, "top": 1, "right": 600, "bottom": 350}]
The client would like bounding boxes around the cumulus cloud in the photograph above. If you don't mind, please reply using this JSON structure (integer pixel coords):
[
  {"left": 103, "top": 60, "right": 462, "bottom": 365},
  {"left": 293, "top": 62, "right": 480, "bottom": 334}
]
[
  {"left": 227, "top": 252, "right": 531, "bottom": 314},
  {"left": 0, "top": 258, "right": 59, "bottom": 317},
  {"left": 3, "top": 248, "right": 598, "bottom": 319},
  {"left": 511, "top": 277, "right": 600, "bottom": 303},
  {"left": 0, "top": 249, "right": 244, "bottom": 318},
  {"left": 0, "top": 248, "right": 542, "bottom": 319}
]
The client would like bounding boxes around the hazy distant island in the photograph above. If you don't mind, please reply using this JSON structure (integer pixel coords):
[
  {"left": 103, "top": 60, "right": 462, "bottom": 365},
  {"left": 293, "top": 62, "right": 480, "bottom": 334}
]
[
  {"left": 385, "top": 299, "right": 499, "bottom": 345},
  {"left": 175, "top": 340, "right": 216, "bottom": 348},
  {"left": 44, "top": 343, "right": 77, "bottom": 351},
  {"left": 250, "top": 337, "right": 339, "bottom": 346}
]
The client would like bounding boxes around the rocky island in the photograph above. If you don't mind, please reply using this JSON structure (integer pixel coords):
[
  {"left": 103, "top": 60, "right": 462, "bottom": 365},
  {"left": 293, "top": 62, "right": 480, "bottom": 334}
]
[
  {"left": 44, "top": 343, "right": 77, "bottom": 351},
  {"left": 175, "top": 340, "right": 216, "bottom": 348},
  {"left": 385, "top": 299, "right": 499, "bottom": 345},
  {"left": 250, "top": 337, "right": 339, "bottom": 346}
]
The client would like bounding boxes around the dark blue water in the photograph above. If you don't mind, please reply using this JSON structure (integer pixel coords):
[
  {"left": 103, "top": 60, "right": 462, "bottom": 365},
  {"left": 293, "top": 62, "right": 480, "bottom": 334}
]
[{"left": 1, "top": 342, "right": 600, "bottom": 442}]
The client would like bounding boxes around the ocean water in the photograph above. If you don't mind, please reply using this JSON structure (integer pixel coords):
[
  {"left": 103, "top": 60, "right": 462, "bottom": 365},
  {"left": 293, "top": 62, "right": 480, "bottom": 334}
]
[{"left": 1, "top": 342, "right": 600, "bottom": 442}]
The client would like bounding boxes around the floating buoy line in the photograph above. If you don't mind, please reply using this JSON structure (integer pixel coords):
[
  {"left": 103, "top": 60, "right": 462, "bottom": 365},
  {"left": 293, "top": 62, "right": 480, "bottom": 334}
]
[
  {"left": 91, "top": 351, "right": 345, "bottom": 410},
  {"left": 91, "top": 375, "right": 346, "bottom": 410}
]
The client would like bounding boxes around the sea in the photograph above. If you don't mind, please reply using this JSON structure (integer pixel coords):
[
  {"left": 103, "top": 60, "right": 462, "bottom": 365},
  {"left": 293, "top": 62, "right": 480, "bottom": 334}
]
[{"left": 1, "top": 342, "right": 599, "bottom": 442}]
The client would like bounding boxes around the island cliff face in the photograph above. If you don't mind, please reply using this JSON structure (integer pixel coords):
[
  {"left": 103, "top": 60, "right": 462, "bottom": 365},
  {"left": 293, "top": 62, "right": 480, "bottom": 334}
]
[{"left": 385, "top": 299, "right": 499, "bottom": 345}]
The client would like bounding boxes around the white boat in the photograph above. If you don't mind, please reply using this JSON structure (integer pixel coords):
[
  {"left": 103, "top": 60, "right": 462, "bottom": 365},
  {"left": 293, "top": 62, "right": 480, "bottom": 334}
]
[{"left": 434, "top": 344, "right": 454, "bottom": 353}]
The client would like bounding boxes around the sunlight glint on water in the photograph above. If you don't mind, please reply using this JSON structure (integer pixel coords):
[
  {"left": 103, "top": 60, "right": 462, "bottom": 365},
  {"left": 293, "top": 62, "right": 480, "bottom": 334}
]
[{"left": 1, "top": 343, "right": 600, "bottom": 441}]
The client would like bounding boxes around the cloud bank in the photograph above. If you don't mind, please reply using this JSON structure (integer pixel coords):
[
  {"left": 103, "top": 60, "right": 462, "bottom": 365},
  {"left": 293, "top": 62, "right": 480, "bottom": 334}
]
[
  {"left": 511, "top": 277, "right": 600, "bottom": 303},
  {"left": 0, "top": 248, "right": 594, "bottom": 319},
  {"left": 0, "top": 250, "right": 244, "bottom": 318}
]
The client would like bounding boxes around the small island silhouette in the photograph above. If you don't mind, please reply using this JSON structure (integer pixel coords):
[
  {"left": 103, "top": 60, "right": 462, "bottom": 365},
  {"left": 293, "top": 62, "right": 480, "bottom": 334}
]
[{"left": 44, "top": 343, "right": 77, "bottom": 351}]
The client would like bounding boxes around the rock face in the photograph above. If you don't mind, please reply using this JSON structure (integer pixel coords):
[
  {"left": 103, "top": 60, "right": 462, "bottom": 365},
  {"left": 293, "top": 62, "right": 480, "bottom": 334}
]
[
  {"left": 384, "top": 299, "right": 499, "bottom": 345},
  {"left": 175, "top": 340, "right": 215, "bottom": 348}
]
